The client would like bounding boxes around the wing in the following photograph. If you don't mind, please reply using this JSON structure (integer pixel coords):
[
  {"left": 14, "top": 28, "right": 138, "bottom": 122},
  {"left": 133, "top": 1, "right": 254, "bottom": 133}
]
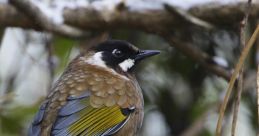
[
  {"left": 51, "top": 91, "right": 130, "bottom": 136},
  {"left": 28, "top": 101, "right": 48, "bottom": 136}
]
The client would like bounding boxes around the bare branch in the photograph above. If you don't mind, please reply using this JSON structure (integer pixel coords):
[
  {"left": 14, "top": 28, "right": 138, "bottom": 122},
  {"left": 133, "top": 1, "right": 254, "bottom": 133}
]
[
  {"left": 8, "top": 0, "right": 88, "bottom": 38},
  {"left": 0, "top": 4, "right": 37, "bottom": 29},
  {"left": 231, "top": 69, "right": 243, "bottom": 136},
  {"left": 163, "top": 36, "right": 231, "bottom": 80},
  {"left": 164, "top": 4, "right": 215, "bottom": 29},
  {"left": 1, "top": 2, "right": 259, "bottom": 32},
  {"left": 231, "top": 1, "right": 252, "bottom": 135},
  {"left": 62, "top": 2, "right": 259, "bottom": 30},
  {"left": 189, "top": 2, "right": 259, "bottom": 26}
]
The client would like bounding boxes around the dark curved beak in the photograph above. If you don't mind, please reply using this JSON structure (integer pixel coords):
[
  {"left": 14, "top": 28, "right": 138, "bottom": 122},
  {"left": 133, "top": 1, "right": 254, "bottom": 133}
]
[{"left": 134, "top": 50, "right": 160, "bottom": 61}]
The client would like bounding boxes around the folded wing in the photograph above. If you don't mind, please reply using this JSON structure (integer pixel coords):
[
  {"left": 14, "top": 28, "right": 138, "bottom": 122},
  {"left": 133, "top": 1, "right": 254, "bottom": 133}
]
[{"left": 51, "top": 91, "right": 129, "bottom": 136}]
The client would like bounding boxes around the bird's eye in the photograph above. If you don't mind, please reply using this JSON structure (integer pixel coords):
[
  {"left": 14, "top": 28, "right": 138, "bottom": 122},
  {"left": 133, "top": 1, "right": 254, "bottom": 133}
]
[{"left": 112, "top": 49, "right": 123, "bottom": 57}]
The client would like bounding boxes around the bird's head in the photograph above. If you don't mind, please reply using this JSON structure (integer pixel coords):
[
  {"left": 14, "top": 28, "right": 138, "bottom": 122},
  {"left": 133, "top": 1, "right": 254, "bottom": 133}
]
[{"left": 83, "top": 40, "right": 160, "bottom": 73}]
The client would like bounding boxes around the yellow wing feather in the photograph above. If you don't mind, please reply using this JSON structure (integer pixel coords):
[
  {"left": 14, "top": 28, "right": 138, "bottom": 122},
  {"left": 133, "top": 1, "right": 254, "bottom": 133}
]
[{"left": 68, "top": 99, "right": 127, "bottom": 136}]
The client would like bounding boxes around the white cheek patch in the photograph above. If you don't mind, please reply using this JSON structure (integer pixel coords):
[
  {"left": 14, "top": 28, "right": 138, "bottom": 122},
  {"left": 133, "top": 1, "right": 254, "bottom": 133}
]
[
  {"left": 85, "top": 52, "right": 107, "bottom": 68},
  {"left": 119, "top": 59, "right": 135, "bottom": 72},
  {"left": 83, "top": 52, "right": 130, "bottom": 81}
]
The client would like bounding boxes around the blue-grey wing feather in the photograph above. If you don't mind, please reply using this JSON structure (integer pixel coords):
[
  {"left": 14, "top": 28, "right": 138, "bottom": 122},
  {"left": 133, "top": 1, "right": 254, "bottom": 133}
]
[
  {"left": 28, "top": 101, "right": 48, "bottom": 136},
  {"left": 52, "top": 91, "right": 90, "bottom": 135},
  {"left": 58, "top": 99, "right": 87, "bottom": 116},
  {"left": 53, "top": 103, "right": 85, "bottom": 130}
]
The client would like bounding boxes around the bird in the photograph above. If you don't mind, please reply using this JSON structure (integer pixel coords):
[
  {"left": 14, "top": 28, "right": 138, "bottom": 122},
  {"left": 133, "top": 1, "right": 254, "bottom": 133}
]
[{"left": 29, "top": 40, "right": 160, "bottom": 136}]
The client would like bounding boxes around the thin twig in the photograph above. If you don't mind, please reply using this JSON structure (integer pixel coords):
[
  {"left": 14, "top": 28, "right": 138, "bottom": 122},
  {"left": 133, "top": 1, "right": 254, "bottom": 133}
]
[
  {"left": 257, "top": 65, "right": 259, "bottom": 136},
  {"left": 231, "top": 1, "right": 252, "bottom": 135},
  {"left": 231, "top": 69, "right": 243, "bottom": 136},
  {"left": 44, "top": 36, "right": 55, "bottom": 92},
  {"left": 164, "top": 4, "right": 215, "bottom": 29},
  {"left": 216, "top": 24, "right": 259, "bottom": 136}
]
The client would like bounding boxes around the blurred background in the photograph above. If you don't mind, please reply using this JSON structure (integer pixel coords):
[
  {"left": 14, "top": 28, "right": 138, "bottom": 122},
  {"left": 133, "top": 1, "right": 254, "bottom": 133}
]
[{"left": 0, "top": 0, "right": 259, "bottom": 136}]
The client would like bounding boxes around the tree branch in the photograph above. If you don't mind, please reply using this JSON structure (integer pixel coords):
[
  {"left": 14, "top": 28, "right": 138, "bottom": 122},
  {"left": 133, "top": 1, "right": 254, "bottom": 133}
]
[
  {"left": 3, "top": 1, "right": 257, "bottom": 80},
  {"left": 0, "top": 4, "right": 37, "bottom": 29},
  {"left": 163, "top": 35, "right": 231, "bottom": 80},
  {"left": 1, "top": 2, "right": 259, "bottom": 32},
  {"left": 8, "top": 0, "right": 88, "bottom": 38}
]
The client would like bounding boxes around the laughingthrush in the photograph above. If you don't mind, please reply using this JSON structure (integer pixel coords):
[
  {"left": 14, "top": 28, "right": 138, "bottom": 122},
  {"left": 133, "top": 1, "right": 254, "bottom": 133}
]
[{"left": 29, "top": 40, "right": 160, "bottom": 136}]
